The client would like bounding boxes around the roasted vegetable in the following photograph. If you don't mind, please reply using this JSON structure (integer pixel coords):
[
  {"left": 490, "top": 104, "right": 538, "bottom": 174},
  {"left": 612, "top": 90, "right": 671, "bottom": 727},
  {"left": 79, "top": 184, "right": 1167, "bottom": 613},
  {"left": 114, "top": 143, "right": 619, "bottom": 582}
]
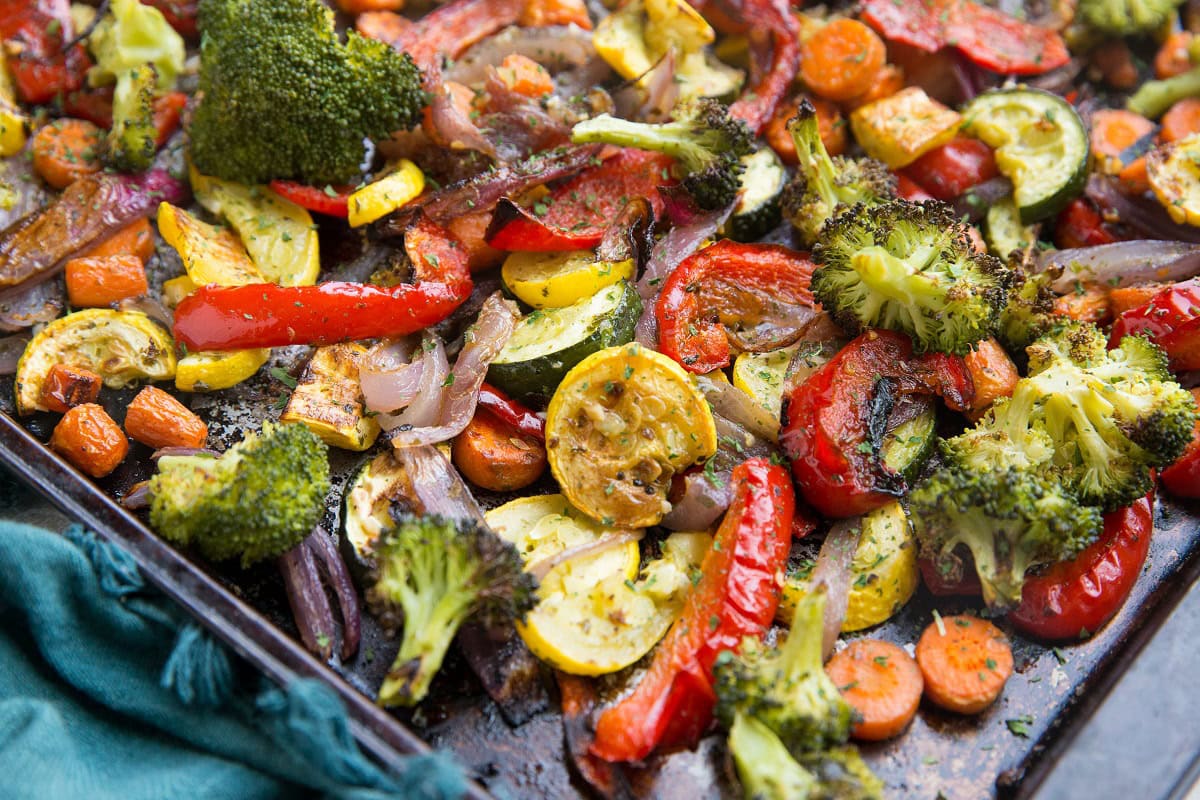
[
  {"left": 148, "top": 422, "right": 330, "bottom": 566},
  {"left": 369, "top": 514, "right": 538, "bottom": 706},
  {"left": 107, "top": 64, "right": 158, "bottom": 172},
  {"left": 811, "top": 199, "right": 1011, "bottom": 355},
  {"left": 571, "top": 99, "right": 754, "bottom": 211},
  {"left": 849, "top": 87, "right": 962, "bottom": 169},
  {"left": 781, "top": 99, "right": 897, "bottom": 247},
  {"left": 1078, "top": 0, "right": 1185, "bottom": 35},
  {"left": 190, "top": 0, "right": 425, "bottom": 186},
  {"left": 280, "top": 343, "right": 381, "bottom": 451}
]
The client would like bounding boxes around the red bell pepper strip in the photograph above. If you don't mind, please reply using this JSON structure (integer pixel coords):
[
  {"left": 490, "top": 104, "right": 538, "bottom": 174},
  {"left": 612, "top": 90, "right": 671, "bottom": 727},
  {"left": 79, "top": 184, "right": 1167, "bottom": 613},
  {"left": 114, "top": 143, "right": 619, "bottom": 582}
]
[
  {"left": 1109, "top": 279, "right": 1200, "bottom": 371},
  {"left": 780, "top": 329, "right": 974, "bottom": 518},
  {"left": 860, "top": 0, "right": 1069, "bottom": 76},
  {"left": 61, "top": 89, "right": 186, "bottom": 147},
  {"left": 1053, "top": 198, "right": 1122, "bottom": 250},
  {"left": 902, "top": 137, "right": 999, "bottom": 201},
  {"left": 1008, "top": 492, "right": 1154, "bottom": 640},
  {"left": 269, "top": 180, "right": 353, "bottom": 218},
  {"left": 173, "top": 216, "right": 471, "bottom": 350},
  {"left": 477, "top": 383, "right": 545, "bottom": 441},
  {"left": 142, "top": 0, "right": 199, "bottom": 38},
  {"left": 919, "top": 557, "right": 984, "bottom": 597},
  {"left": 728, "top": 0, "right": 799, "bottom": 135},
  {"left": 0, "top": 0, "right": 89, "bottom": 104},
  {"left": 590, "top": 457, "right": 794, "bottom": 762},
  {"left": 1161, "top": 389, "right": 1200, "bottom": 499},
  {"left": 656, "top": 240, "right": 817, "bottom": 374},
  {"left": 485, "top": 149, "right": 673, "bottom": 252}
]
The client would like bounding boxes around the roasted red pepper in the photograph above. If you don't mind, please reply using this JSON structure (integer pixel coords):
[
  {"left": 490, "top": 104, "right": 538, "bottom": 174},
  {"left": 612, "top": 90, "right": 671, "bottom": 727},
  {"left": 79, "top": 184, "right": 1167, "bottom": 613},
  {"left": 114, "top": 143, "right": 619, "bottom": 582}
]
[
  {"left": 860, "top": 0, "right": 1069, "bottom": 76},
  {"left": 590, "top": 457, "right": 794, "bottom": 762},
  {"left": 485, "top": 149, "right": 673, "bottom": 251},
  {"left": 780, "top": 330, "right": 974, "bottom": 518},
  {"left": 269, "top": 180, "right": 353, "bottom": 218},
  {"left": 919, "top": 557, "right": 984, "bottom": 597},
  {"left": 173, "top": 217, "right": 471, "bottom": 350},
  {"left": 1053, "top": 198, "right": 1122, "bottom": 250},
  {"left": 902, "top": 137, "right": 999, "bottom": 201},
  {"left": 356, "top": 0, "right": 522, "bottom": 74},
  {"left": 728, "top": 0, "right": 799, "bottom": 134},
  {"left": 1109, "top": 279, "right": 1200, "bottom": 371},
  {"left": 0, "top": 0, "right": 89, "bottom": 104},
  {"left": 1161, "top": 388, "right": 1200, "bottom": 500},
  {"left": 896, "top": 174, "right": 936, "bottom": 202},
  {"left": 1008, "top": 492, "right": 1154, "bottom": 640},
  {"left": 61, "top": 89, "right": 186, "bottom": 147},
  {"left": 477, "top": 383, "right": 545, "bottom": 441},
  {"left": 142, "top": 0, "right": 199, "bottom": 38},
  {"left": 655, "top": 241, "right": 817, "bottom": 374}
]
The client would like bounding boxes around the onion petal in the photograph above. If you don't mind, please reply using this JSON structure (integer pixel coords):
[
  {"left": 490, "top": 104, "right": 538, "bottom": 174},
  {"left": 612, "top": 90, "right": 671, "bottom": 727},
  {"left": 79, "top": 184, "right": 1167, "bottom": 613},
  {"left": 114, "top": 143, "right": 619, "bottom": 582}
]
[
  {"left": 1038, "top": 239, "right": 1200, "bottom": 292},
  {"left": 360, "top": 337, "right": 420, "bottom": 414},
  {"left": 394, "top": 444, "right": 487, "bottom": 524},
  {"left": 527, "top": 530, "right": 645, "bottom": 580},
  {"left": 448, "top": 24, "right": 596, "bottom": 85},
  {"left": 306, "top": 527, "right": 362, "bottom": 660},
  {"left": 695, "top": 374, "right": 780, "bottom": 443},
  {"left": 1086, "top": 175, "right": 1200, "bottom": 244},
  {"left": 278, "top": 534, "right": 337, "bottom": 660},
  {"left": 376, "top": 334, "right": 449, "bottom": 432},
  {"left": 810, "top": 518, "right": 862, "bottom": 661},
  {"left": 0, "top": 332, "right": 29, "bottom": 375}
]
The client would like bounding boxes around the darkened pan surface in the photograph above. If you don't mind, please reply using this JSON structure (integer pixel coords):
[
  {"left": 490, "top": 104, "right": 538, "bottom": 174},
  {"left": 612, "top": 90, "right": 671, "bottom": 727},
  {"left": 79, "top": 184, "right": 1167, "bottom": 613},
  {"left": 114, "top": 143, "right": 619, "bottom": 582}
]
[{"left": 2, "top": 340, "right": 1198, "bottom": 800}]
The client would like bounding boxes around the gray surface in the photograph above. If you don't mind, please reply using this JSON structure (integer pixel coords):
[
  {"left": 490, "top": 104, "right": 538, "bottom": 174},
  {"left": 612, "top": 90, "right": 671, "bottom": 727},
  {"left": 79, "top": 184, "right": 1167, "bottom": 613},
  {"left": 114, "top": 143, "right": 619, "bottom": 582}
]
[{"left": 1030, "top": 575, "right": 1200, "bottom": 800}]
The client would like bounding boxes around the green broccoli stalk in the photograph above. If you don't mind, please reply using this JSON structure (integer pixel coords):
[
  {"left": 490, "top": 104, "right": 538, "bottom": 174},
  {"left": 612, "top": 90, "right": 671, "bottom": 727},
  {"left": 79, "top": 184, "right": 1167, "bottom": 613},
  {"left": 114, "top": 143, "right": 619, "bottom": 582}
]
[
  {"left": 1079, "top": 0, "right": 1184, "bottom": 36},
  {"left": 191, "top": 0, "right": 426, "bottom": 186},
  {"left": 87, "top": 0, "right": 185, "bottom": 172},
  {"left": 909, "top": 466, "right": 1102, "bottom": 608},
  {"left": 781, "top": 99, "right": 896, "bottom": 247},
  {"left": 1129, "top": 66, "right": 1200, "bottom": 119},
  {"left": 728, "top": 713, "right": 816, "bottom": 800},
  {"left": 148, "top": 422, "right": 330, "bottom": 566},
  {"left": 795, "top": 746, "right": 885, "bottom": 800},
  {"left": 570, "top": 99, "right": 754, "bottom": 210},
  {"left": 715, "top": 590, "right": 856, "bottom": 752},
  {"left": 369, "top": 515, "right": 538, "bottom": 707},
  {"left": 811, "top": 199, "right": 1012, "bottom": 355}
]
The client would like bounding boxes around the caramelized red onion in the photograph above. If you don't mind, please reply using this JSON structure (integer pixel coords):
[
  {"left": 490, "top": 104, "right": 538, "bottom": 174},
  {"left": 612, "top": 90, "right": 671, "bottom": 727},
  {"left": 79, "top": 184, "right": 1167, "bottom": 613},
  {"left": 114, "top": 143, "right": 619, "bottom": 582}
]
[
  {"left": 279, "top": 527, "right": 361, "bottom": 661},
  {"left": 0, "top": 279, "right": 61, "bottom": 332},
  {"left": 0, "top": 332, "right": 28, "bottom": 375},
  {"left": 1086, "top": 175, "right": 1200, "bottom": 244},
  {"left": 811, "top": 518, "right": 863, "bottom": 661},
  {"left": 695, "top": 374, "right": 780, "bottom": 443},
  {"left": 394, "top": 443, "right": 487, "bottom": 523},
  {"left": 118, "top": 295, "right": 174, "bottom": 327},
  {"left": 359, "top": 337, "right": 419, "bottom": 414},
  {"left": 1037, "top": 239, "right": 1200, "bottom": 292},
  {"left": 386, "top": 293, "right": 518, "bottom": 448},
  {"left": 527, "top": 530, "right": 645, "bottom": 580},
  {"left": 375, "top": 334, "right": 449, "bottom": 430}
]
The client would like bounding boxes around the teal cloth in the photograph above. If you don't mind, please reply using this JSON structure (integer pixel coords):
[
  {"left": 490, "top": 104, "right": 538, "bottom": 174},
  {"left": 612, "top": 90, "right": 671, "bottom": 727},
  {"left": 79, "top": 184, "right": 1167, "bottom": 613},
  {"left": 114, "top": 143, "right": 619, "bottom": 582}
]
[{"left": 0, "top": 472, "right": 466, "bottom": 800}]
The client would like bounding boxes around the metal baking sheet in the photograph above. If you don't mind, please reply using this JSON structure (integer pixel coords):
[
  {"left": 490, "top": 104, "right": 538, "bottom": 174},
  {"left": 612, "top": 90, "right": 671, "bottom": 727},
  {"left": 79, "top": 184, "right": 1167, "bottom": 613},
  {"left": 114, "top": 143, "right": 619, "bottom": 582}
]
[{"left": 2, "top": 360, "right": 1198, "bottom": 800}]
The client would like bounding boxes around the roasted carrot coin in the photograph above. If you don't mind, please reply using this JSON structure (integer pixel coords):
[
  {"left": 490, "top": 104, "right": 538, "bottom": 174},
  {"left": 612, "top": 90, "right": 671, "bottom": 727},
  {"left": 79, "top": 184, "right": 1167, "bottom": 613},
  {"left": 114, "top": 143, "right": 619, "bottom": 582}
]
[
  {"left": 31, "top": 118, "right": 103, "bottom": 189},
  {"left": 765, "top": 95, "right": 846, "bottom": 164},
  {"left": 841, "top": 64, "right": 905, "bottom": 112},
  {"left": 520, "top": 0, "right": 592, "bottom": 29},
  {"left": 124, "top": 386, "right": 208, "bottom": 450},
  {"left": 65, "top": 255, "right": 149, "bottom": 308},
  {"left": 1161, "top": 98, "right": 1200, "bottom": 143},
  {"left": 1054, "top": 284, "right": 1110, "bottom": 324},
  {"left": 50, "top": 403, "right": 129, "bottom": 478},
  {"left": 827, "top": 639, "right": 923, "bottom": 741},
  {"left": 1118, "top": 155, "right": 1151, "bottom": 194},
  {"left": 495, "top": 54, "right": 555, "bottom": 98},
  {"left": 1090, "top": 109, "right": 1154, "bottom": 172},
  {"left": 1090, "top": 39, "right": 1138, "bottom": 91},
  {"left": 152, "top": 91, "right": 189, "bottom": 147},
  {"left": 1155, "top": 31, "right": 1194, "bottom": 79},
  {"left": 80, "top": 218, "right": 157, "bottom": 264},
  {"left": 964, "top": 338, "right": 1019, "bottom": 420},
  {"left": 1108, "top": 283, "right": 1168, "bottom": 317},
  {"left": 40, "top": 364, "right": 102, "bottom": 414},
  {"left": 915, "top": 614, "right": 1013, "bottom": 714},
  {"left": 800, "top": 19, "right": 886, "bottom": 103},
  {"left": 453, "top": 409, "right": 547, "bottom": 492}
]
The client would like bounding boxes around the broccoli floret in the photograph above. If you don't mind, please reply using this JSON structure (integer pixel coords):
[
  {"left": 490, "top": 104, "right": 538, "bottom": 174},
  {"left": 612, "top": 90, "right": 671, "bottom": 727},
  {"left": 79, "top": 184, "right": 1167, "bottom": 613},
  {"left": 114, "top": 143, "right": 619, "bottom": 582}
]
[
  {"left": 728, "top": 713, "right": 817, "bottom": 800},
  {"left": 781, "top": 100, "right": 896, "bottom": 247},
  {"left": 107, "top": 65, "right": 157, "bottom": 172},
  {"left": 570, "top": 99, "right": 754, "bottom": 210},
  {"left": 1079, "top": 0, "right": 1184, "bottom": 36},
  {"left": 811, "top": 200, "right": 1011, "bottom": 355},
  {"left": 190, "top": 0, "right": 425, "bottom": 186},
  {"left": 149, "top": 422, "right": 330, "bottom": 566},
  {"left": 997, "top": 262, "right": 1060, "bottom": 353},
  {"left": 795, "top": 746, "right": 885, "bottom": 800},
  {"left": 369, "top": 515, "right": 538, "bottom": 707},
  {"left": 910, "top": 466, "right": 1101, "bottom": 608},
  {"left": 715, "top": 590, "right": 856, "bottom": 752}
]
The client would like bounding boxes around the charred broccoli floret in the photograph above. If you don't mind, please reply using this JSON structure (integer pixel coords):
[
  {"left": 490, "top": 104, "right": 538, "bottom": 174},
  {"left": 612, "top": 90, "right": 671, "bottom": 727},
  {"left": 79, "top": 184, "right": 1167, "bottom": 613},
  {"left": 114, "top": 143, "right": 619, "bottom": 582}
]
[
  {"left": 148, "top": 422, "right": 330, "bottom": 566},
  {"left": 107, "top": 65, "right": 158, "bottom": 172},
  {"left": 571, "top": 99, "right": 754, "bottom": 210},
  {"left": 369, "top": 515, "right": 538, "bottom": 707},
  {"left": 1079, "top": 0, "right": 1184, "bottom": 35},
  {"left": 781, "top": 100, "right": 896, "bottom": 247},
  {"left": 190, "top": 0, "right": 425, "bottom": 186},
  {"left": 948, "top": 322, "right": 1197, "bottom": 510},
  {"left": 715, "top": 591, "right": 856, "bottom": 752},
  {"left": 910, "top": 466, "right": 1102, "bottom": 608},
  {"left": 729, "top": 713, "right": 817, "bottom": 799},
  {"left": 811, "top": 200, "right": 1011, "bottom": 355},
  {"left": 998, "top": 262, "right": 1060, "bottom": 353}
]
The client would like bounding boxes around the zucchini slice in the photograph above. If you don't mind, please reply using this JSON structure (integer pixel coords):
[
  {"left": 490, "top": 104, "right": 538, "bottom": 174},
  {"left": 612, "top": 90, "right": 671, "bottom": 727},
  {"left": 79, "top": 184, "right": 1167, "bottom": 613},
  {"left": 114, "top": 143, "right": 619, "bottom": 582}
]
[
  {"left": 15, "top": 309, "right": 176, "bottom": 414},
  {"left": 501, "top": 249, "right": 634, "bottom": 309},
  {"left": 1147, "top": 132, "right": 1200, "bottom": 226},
  {"left": 488, "top": 280, "right": 642, "bottom": 401},
  {"left": 722, "top": 147, "right": 786, "bottom": 243},
  {"left": 280, "top": 343, "right": 380, "bottom": 451},
  {"left": 881, "top": 402, "right": 937, "bottom": 483},
  {"left": 341, "top": 451, "right": 420, "bottom": 563},
  {"left": 962, "top": 88, "right": 1089, "bottom": 223},
  {"left": 984, "top": 198, "right": 1040, "bottom": 260}
]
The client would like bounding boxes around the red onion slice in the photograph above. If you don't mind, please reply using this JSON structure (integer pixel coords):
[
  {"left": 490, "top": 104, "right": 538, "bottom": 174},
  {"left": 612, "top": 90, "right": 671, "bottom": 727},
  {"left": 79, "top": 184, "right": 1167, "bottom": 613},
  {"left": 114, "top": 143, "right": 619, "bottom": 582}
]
[
  {"left": 527, "top": 529, "right": 645, "bottom": 580},
  {"left": 376, "top": 334, "right": 449, "bottom": 432},
  {"left": 695, "top": 374, "right": 780, "bottom": 443},
  {"left": 387, "top": 293, "right": 518, "bottom": 448},
  {"left": 278, "top": 533, "right": 337, "bottom": 660},
  {"left": 394, "top": 444, "right": 487, "bottom": 524},
  {"left": 1038, "top": 239, "right": 1200, "bottom": 292},
  {"left": 360, "top": 337, "right": 421, "bottom": 414},
  {"left": 0, "top": 332, "right": 28, "bottom": 375},
  {"left": 306, "top": 527, "right": 362, "bottom": 660},
  {"left": 447, "top": 24, "right": 596, "bottom": 85},
  {"left": 118, "top": 295, "right": 174, "bottom": 327},
  {"left": 0, "top": 278, "right": 63, "bottom": 332},
  {"left": 810, "top": 518, "right": 863, "bottom": 661},
  {"left": 1086, "top": 175, "right": 1200, "bottom": 244}
]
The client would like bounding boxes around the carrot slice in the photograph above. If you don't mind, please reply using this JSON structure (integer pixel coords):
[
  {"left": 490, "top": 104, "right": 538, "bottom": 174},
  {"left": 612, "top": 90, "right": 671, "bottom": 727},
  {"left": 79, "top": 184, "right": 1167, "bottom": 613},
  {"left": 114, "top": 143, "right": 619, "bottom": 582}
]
[
  {"left": 80, "top": 218, "right": 156, "bottom": 264},
  {"left": 124, "top": 386, "right": 208, "bottom": 450},
  {"left": 1054, "top": 284, "right": 1110, "bottom": 324},
  {"left": 50, "top": 403, "right": 129, "bottom": 478},
  {"left": 1161, "top": 98, "right": 1200, "bottom": 143},
  {"left": 915, "top": 614, "right": 1013, "bottom": 714},
  {"left": 764, "top": 95, "right": 846, "bottom": 164},
  {"left": 31, "top": 118, "right": 103, "bottom": 189},
  {"left": 800, "top": 19, "right": 886, "bottom": 103},
  {"left": 65, "top": 255, "right": 149, "bottom": 308},
  {"left": 1117, "top": 155, "right": 1150, "bottom": 194},
  {"left": 826, "top": 639, "right": 923, "bottom": 741},
  {"left": 40, "top": 364, "right": 102, "bottom": 414},
  {"left": 1090, "top": 109, "right": 1154, "bottom": 172},
  {"left": 452, "top": 408, "right": 547, "bottom": 492},
  {"left": 964, "top": 337, "right": 1019, "bottom": 421},
  {"left": 495, "top": 54, "right": 555, "bottom": 99},
  {"left": 841, "top": 64, "right": 905, "bottom": 112},
  {"left": 1155, "top": 31, "right": 1194, "bottom": 79},
  {"left": 1108, "top": 283, "right": 1168, "bottom": 317}
]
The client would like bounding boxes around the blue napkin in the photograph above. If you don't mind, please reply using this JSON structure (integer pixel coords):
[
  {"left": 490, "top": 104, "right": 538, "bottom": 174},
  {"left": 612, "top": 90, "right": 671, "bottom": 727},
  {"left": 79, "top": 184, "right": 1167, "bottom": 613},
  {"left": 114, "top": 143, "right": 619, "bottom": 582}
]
[{"left": 0, "top": 471, "right": 466, "bottom": 800}]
